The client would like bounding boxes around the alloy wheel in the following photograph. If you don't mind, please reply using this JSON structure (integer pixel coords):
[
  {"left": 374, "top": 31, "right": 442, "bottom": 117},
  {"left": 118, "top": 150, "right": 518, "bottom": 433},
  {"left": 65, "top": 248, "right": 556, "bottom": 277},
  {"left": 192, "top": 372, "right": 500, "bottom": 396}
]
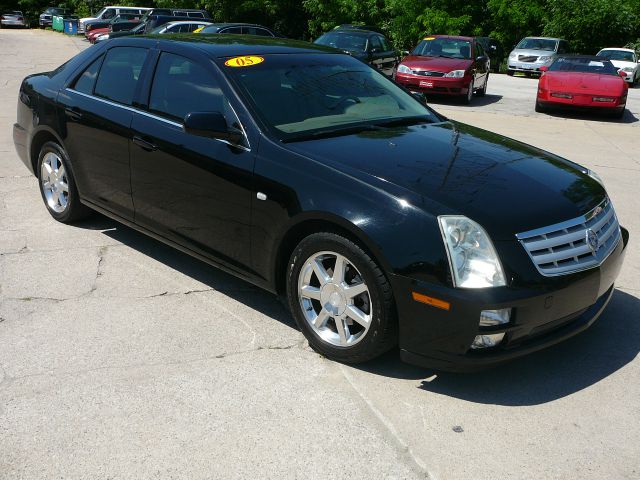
[
  {"left": 297, "top": 251, "right": 372, "bottom": 347},
  {"left": 40, "top": 152, "right": 69, "bottom": 213}
]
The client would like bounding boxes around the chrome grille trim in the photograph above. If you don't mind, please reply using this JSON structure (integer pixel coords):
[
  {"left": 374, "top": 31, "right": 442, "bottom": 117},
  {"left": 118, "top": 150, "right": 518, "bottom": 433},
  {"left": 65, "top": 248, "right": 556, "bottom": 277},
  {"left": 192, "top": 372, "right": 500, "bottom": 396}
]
[
  {"left": 516, "top": 197, "right": 621, "bottom": 276},
  {"left": 412, "top": 70, "right": 445, "bottom": 77}
]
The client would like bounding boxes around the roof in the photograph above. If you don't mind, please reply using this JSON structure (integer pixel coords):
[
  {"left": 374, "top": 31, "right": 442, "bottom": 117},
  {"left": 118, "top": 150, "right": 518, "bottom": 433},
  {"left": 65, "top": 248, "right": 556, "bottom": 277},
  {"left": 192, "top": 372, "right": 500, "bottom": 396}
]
[
  {"left": 522, "top": 36, "right": 562, "bottom": 41},
  {"left": 321, "top": 28, "right": 380, "bottom": 36},
  {"left": 598, "top": 47, "right": 635, "bottom": 53},
  {"left": 133, "top": 34, "right": 339, "bottom": 56}
]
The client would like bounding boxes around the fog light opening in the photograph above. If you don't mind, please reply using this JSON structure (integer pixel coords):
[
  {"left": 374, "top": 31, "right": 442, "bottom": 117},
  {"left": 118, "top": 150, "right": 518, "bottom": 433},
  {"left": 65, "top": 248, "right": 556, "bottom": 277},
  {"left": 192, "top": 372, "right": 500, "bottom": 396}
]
[
  {"left": 479, "top": 308, "right": 511, "bottom": 327},
  {"left": 471, "top": 333, "right": 505, "bottom": 349}
]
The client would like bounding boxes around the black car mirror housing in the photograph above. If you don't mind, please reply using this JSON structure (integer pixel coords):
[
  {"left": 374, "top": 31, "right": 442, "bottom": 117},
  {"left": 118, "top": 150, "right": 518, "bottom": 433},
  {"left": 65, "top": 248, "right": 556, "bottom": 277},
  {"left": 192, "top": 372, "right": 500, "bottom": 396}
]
[{"left": 183, "top": 111, "right": 243, "bottom": 144}]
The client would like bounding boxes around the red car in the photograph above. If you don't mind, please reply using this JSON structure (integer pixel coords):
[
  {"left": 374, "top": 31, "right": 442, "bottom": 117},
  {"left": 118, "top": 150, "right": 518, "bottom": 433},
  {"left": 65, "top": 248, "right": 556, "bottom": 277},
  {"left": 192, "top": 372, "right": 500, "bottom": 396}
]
[
  {"left": 87, "top": 27, "right": 109, "bottom": 43},
  {"left": 536, "top": 55, "right": 628, "bottom": 118},
  {"left": 394, "top": 35, "right": 490, "bottom": 104}
]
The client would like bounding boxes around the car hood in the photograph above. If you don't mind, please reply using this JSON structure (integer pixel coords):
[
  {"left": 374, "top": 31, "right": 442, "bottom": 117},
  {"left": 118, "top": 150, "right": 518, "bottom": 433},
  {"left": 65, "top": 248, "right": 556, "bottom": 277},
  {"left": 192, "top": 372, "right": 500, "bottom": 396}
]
[
  {"left": 400, "top": 55, "right": 471, "bottom": 72},
  {"left": 285, "top": 121, "right": 604, "bottom": 240},
  {"left": 511, "top": 49, "right": 555, "bottom": 57},
  {"left": 545, "top": 72, "right": 625, "bottom": 94}
]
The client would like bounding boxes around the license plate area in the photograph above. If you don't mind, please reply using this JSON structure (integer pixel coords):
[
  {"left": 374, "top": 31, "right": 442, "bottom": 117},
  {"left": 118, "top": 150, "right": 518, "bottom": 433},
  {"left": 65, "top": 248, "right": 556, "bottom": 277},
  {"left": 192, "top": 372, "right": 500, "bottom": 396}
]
[{"left": 419, "top": 80, "right": 434, "bottom": 88}]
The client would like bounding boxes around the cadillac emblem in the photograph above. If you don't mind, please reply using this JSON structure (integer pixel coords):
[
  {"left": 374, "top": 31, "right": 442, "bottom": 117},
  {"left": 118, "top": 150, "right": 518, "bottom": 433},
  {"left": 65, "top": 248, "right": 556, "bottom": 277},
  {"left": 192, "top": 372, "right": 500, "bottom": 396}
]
[{"left": 586, "top": 229, "right": 599, "bottom": 253}]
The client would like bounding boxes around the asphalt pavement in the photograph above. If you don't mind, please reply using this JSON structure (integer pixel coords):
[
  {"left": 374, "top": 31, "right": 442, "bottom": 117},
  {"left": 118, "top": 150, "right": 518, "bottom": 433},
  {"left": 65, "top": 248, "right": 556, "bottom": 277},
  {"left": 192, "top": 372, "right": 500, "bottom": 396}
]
[{"left": 1, "top": 29, "right": 639, "bottom": 480}]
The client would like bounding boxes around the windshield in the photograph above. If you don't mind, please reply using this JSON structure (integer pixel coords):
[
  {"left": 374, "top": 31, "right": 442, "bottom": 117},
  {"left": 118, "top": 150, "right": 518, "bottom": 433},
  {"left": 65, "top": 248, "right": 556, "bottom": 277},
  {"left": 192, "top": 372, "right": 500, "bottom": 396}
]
[
  {"left": 94, "top": 7, "right": 106, "bottom": 18},
  {"left": 412, "top": 37, "right": 472, "bottom": 59},
  {"left": 223, "top": 54, "right": 440, "bottom": 141},
  {"left": 148, "top": 24, "right": 167, "bottom": 34},
  {"left": 516, "top": 38, "right": 557, "bottom": 51},
  {"left": 315, "top": 32, "right": 368, "bottom": 53},
  {"left": 549, "top": 57, "right": 619, "bottom": 76},
  {"left": 597, "top": 50, "right": 636, "bottom": 62}
]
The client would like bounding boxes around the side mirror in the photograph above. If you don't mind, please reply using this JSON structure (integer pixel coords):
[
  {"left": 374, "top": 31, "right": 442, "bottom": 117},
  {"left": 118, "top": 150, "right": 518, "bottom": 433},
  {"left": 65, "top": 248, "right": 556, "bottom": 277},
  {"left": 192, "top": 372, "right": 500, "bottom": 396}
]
[
  {"left": 401, "top": 50, "right": 410, "bottom": 57},
  {"left": 539, "top": 65, "right": 549, "bottom": 72},
  {"left": 476, "top": 55, "right": 488, "bottom": 62},
  {"left": 183, "top": 111, "right": 244, "bottom": 145}
]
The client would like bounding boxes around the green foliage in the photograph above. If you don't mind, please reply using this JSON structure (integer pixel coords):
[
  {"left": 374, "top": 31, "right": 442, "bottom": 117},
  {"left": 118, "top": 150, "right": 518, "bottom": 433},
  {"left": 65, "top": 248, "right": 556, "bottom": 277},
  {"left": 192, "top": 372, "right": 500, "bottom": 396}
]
[{"left": 3, "top": 0, "right": 640, "bottom": 57}]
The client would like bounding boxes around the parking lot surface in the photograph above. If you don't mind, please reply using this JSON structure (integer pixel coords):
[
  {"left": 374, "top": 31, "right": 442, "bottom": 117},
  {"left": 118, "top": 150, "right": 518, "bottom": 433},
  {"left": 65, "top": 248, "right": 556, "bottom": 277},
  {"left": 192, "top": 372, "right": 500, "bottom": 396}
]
[{"left": 1, "top": 29, "right": 639, "bottom": 480}]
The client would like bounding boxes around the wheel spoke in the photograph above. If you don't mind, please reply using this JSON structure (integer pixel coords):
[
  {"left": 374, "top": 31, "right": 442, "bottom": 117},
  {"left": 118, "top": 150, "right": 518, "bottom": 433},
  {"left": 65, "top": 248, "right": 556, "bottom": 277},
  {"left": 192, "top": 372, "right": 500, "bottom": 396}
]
[
  {"left": 313, "top": 308, "right": 330, "bottom": 328},
  {"left": 59, "top": 191, "right": 68, "bottom": 208},
  {"left": 59, "top": 180, "right": 69, "bottom": 193},
  {"left": 332, "top": 254, "right": 346, "bottom": 284},
  {"left": 335, "top": 316, "right": 350, "bottom": 345},
  {"left": 43, "top": 161, "right": 53, "bottom": 177},
  {"left": 312, "top": 259, "right": 331, "bottom": 286},
  {"left": 300, "top": 284, "right": 321, "bottom": 301},
  {"left": 343, "top": 281, "right": 367, "bottom": 299},
  {"left": 51, "top": 190, "right": 60, "bottom": 206},
  {"left": 345, "top": 305, "right": 370, "bottom": 328}
]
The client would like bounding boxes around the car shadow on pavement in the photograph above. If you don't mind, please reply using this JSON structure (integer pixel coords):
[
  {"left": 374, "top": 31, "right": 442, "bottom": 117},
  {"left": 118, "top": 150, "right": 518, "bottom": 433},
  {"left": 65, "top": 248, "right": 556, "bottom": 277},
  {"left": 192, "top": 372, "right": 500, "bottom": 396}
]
[
  {"left": 427, "top": 94, "right": 503, "bottom": 108},
  {"left": 540, "top": 108, "right": 638, "bottom": 124},
  {"left": 78, "top": 214, "right": 298, "bottom": 330},
  {"left": 358, "top": 288, "right": 640, "bottom": 405}
]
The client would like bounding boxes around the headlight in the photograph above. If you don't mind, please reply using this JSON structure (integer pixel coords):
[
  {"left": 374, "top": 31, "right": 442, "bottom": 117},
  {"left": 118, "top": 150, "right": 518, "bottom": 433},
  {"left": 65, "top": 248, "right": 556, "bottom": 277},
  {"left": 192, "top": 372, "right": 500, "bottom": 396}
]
[
  {"left": 622, "top": 67, "right": 634, "bottom": 73},
  {"left": 397, "top": 64, "right": 412, "bottom": 74},
  {"left": 538, "top": 56, "right": 551, "bottom": 62},
  {"left": 444, "top": 70, "right": 466, "bottom": 78},
  {"left": 509, "top": 52, "right": 516, "bottom": 59},
  {"left": 438, "top": 216, "right": 506, "bottom": 288}
]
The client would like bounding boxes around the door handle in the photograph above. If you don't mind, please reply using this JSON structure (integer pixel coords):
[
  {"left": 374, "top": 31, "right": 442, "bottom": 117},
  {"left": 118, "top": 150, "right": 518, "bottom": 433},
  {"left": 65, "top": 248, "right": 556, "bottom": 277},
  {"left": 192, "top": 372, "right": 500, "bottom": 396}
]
[
  {"left": 133, "top": 135, "right": 158, "bottom": 152},
  {"left": 64, "top": 107, "right": 82, "bottom": 121}
]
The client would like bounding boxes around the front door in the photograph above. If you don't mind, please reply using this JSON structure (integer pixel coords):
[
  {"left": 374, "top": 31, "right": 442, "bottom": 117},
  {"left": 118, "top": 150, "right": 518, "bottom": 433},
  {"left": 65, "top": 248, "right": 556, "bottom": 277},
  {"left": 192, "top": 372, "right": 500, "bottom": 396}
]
[{"left": 129, "top": 49, "right": 255, "bottom": 273}]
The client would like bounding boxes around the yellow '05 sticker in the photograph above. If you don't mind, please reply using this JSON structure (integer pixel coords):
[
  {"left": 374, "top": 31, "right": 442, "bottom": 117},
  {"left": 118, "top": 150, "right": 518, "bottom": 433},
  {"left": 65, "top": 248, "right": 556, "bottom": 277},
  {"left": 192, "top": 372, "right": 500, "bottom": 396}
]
[
  {"left": 224, "top": 56, "right": 265, "bottom": 67},
  {"left": 423, "top": 37, "right": 436, "bottom": 41}
]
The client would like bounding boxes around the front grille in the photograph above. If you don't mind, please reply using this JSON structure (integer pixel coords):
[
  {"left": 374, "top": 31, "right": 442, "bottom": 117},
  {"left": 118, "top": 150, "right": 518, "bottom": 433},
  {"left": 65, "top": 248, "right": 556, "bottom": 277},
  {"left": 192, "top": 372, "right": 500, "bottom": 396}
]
[
  {"left": 412, "top": 70, "right": 445, "bottom": 77},
  {"left": 519, "top": 55, "right": 538, "bottom": 62},
  {"left": 516, "top": 197, "right": 621, "bottom": 276}
]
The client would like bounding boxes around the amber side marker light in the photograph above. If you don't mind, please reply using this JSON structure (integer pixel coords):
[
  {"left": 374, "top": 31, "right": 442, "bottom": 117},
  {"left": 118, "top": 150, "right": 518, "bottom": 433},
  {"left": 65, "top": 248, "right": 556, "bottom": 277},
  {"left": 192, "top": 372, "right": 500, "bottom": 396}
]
[{"left": 412, "top": 292, "right": 451, "bottom": 311}]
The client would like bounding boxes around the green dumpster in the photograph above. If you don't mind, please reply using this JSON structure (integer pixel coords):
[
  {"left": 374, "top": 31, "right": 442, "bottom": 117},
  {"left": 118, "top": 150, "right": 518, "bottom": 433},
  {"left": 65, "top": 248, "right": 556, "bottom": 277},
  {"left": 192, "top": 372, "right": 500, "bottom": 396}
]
[{"left": 52, "top": 15, "right": 64, "bottom": 31}]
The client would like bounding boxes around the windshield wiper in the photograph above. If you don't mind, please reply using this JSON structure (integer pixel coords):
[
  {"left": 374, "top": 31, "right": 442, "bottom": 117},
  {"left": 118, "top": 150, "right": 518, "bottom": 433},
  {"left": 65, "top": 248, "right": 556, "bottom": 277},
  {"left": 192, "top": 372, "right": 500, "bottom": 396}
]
[
  {"left": 282, "top": 124, "right": 384, "bottom": 143},
  {"left": 373, "top": 117, "right": 435, "bottom": 127}
]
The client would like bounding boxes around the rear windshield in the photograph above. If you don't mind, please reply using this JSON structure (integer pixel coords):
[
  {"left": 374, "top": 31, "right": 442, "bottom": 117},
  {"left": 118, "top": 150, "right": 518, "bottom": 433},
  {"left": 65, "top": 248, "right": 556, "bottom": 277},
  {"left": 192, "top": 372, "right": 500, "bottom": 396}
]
[
  {"left": 222, "top": 54, "right": 440, "bottom": 141},
  {"left": 412, "top": 37, "right": 472, "bottom": 59},
  {"left": 549, "top": 57, "right": 619, "bottom": 76},
  {"left": 597, "top": 50, "right": 636, "bottom": 62},
  {"left": 516, "top": 38, "right": 557, "bottom": 51},
  {"left": 315, "top": 32, "right": 368, "bottom": 53}
]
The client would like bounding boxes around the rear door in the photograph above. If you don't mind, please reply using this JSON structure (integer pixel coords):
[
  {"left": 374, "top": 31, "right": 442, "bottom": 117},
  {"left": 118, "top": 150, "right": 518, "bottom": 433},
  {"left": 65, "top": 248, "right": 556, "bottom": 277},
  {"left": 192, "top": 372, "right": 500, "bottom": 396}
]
[
  {"left": 58, "top": 45, "right": 150, "bottom": 220},
  {"left": 129, "top": 47, "right": 255, "bottom": 271}
]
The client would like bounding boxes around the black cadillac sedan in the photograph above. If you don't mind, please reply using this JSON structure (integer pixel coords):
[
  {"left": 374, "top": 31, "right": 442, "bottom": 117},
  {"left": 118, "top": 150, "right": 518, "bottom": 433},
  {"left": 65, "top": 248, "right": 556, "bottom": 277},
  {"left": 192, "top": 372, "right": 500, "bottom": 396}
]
[{"left": 13, "top": 35, "right": 628, "bottom": 371}]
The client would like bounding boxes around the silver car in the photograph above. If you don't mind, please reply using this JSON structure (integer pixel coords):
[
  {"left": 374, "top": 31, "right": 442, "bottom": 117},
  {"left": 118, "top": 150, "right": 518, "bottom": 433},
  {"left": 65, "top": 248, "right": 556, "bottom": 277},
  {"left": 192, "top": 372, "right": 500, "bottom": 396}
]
[
  {"left": 507, "top": 37, "right": 570, "bottom": 76},
  {"left": 0, "top": 11, "right": 27, "bottom": 28}
]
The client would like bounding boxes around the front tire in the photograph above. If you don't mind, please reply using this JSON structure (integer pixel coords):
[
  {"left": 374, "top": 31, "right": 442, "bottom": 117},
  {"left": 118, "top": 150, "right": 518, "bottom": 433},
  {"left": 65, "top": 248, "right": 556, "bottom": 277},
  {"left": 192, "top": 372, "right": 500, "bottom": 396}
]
[
  {"left": 535, "top": 101, "right": 547, "bottom": 113},
  {"left": 462, "top": 78, "right": 474, "bottom": 104},
  {"left": 286, "top": 232, "right": 397, "bottom": 363},
  {"left": 37, "top": 141, "right": 91, "bottom": 223},
  {"left": 477, "top": 74, "right": 488, "bottom": 97}
]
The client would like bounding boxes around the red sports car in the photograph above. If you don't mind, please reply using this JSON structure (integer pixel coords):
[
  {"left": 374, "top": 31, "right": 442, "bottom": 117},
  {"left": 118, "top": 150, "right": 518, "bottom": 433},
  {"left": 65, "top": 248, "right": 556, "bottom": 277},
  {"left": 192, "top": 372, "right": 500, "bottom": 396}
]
[
  {"left": 536, "top": 55, "right": 628, "bottom": 118},
  {"left": 394, "top": 35, "right": 490, "bottom": 104},
  {"left": 87, "top": 27, "right": 109, "bottom": 43}
]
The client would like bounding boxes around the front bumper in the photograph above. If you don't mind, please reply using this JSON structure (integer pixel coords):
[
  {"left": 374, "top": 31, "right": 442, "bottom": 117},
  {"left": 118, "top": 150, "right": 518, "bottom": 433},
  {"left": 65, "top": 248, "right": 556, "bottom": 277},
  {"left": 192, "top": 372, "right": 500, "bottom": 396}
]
[
  {"left": 395, "top": 72, "right": 470, "bottom": 96},
  {"left": 394, "top": 226, "right": 629, "bottom": 372},
  {"left": 1, "top": 19, "right": 27, "bottom": 26},
  {"left": 508, "top": 60, "right": 548, "bottom": 73}
]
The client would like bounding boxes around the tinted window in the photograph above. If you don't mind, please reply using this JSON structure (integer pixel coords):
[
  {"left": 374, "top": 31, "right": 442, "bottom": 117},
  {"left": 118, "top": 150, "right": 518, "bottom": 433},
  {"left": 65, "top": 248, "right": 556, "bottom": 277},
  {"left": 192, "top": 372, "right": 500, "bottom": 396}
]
[
  {"left": 598, "top": 49, "right": 636, "bottom": 62},
  {"left": 73, "top": 55, "right": 104, "bottom": 94},
  {"left": 244, "top": 26, "right": 273, "bottom": 36},
  {"left": 94, "top": 47, "right": 148, "bottom": 105},
  {"left": 379, "top": 36, "right": 391, "bottom": 52},
  {"left": 549, "top": 57, "right": 619, "bottom": 76},
  {"left": 102, "top": 8, "right": 116, "bottom": 19},
  {"left": 315, "top": 32, "right": 367, "bottom": 53},
  {"left": 222, "top": 26, "right": 242, "bottom": 34},
  {"left": 413, "top": 38, "right": 472, "bottom": 59},
  {"left": 187, "top": 12, "right": 205, "bottom": 18},
  {"left": 226, "top": 54, "right": 439, "bottom": 140},
  {"left": 149, "top": 52, "right": 224, "bottom": 122},
  {"left": 369, "top": 36, "right": 382, "bottom": 51}
]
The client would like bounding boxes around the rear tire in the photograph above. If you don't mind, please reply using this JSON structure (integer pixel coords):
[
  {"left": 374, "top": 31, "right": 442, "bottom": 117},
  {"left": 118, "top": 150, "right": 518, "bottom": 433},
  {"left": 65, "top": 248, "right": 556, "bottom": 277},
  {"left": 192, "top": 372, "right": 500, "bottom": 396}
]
[
  {"left": 535, "top": 101, "right": 547, "bottom": 113},
  {"left": 507, "top": 69, "right": 514, "bottom": 77},
  {"left": 37, "top": 141, "right": 91, "bottom": 223},
  {"left": 286, "top": 232, "right": 397, "bottom": 364},
  {"left": 610, "top": 108, "right": 625, "bottom": 119}
]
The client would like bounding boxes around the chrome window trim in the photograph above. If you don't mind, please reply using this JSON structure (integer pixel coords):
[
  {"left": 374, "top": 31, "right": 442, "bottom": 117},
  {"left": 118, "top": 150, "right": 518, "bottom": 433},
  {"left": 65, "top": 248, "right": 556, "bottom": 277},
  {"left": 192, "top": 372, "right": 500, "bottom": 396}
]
[{"left": 66, "top": 87, "right": 251, "bottom": 152}]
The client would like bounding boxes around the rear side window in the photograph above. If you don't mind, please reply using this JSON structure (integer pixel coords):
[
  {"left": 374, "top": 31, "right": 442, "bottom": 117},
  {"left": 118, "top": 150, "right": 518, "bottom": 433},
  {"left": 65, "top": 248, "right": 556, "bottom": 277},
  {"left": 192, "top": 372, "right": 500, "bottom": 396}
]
[
  {"left": 94, "top": 47, "right": 148, "bottom": 105},
  {"left": 73, "top": 55, "right": 103, "bottom": 94},
  {"left": 243, "top": 26, "right": 273, "bottom": 37},
  {"left": 369, "top": 35, "right": 382, "bottom": 51},
  {"left": 222, "top": 26, "right": 242, "bottom": 34},
  {"left": 149, "top": 52, "right": 223, "bottom": 122},
  {"left": 187, "top": 12, "right": 204, "bottom": 18},
  {"left": 379, "top": 36, "right": 391, "bottom": 52}
]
